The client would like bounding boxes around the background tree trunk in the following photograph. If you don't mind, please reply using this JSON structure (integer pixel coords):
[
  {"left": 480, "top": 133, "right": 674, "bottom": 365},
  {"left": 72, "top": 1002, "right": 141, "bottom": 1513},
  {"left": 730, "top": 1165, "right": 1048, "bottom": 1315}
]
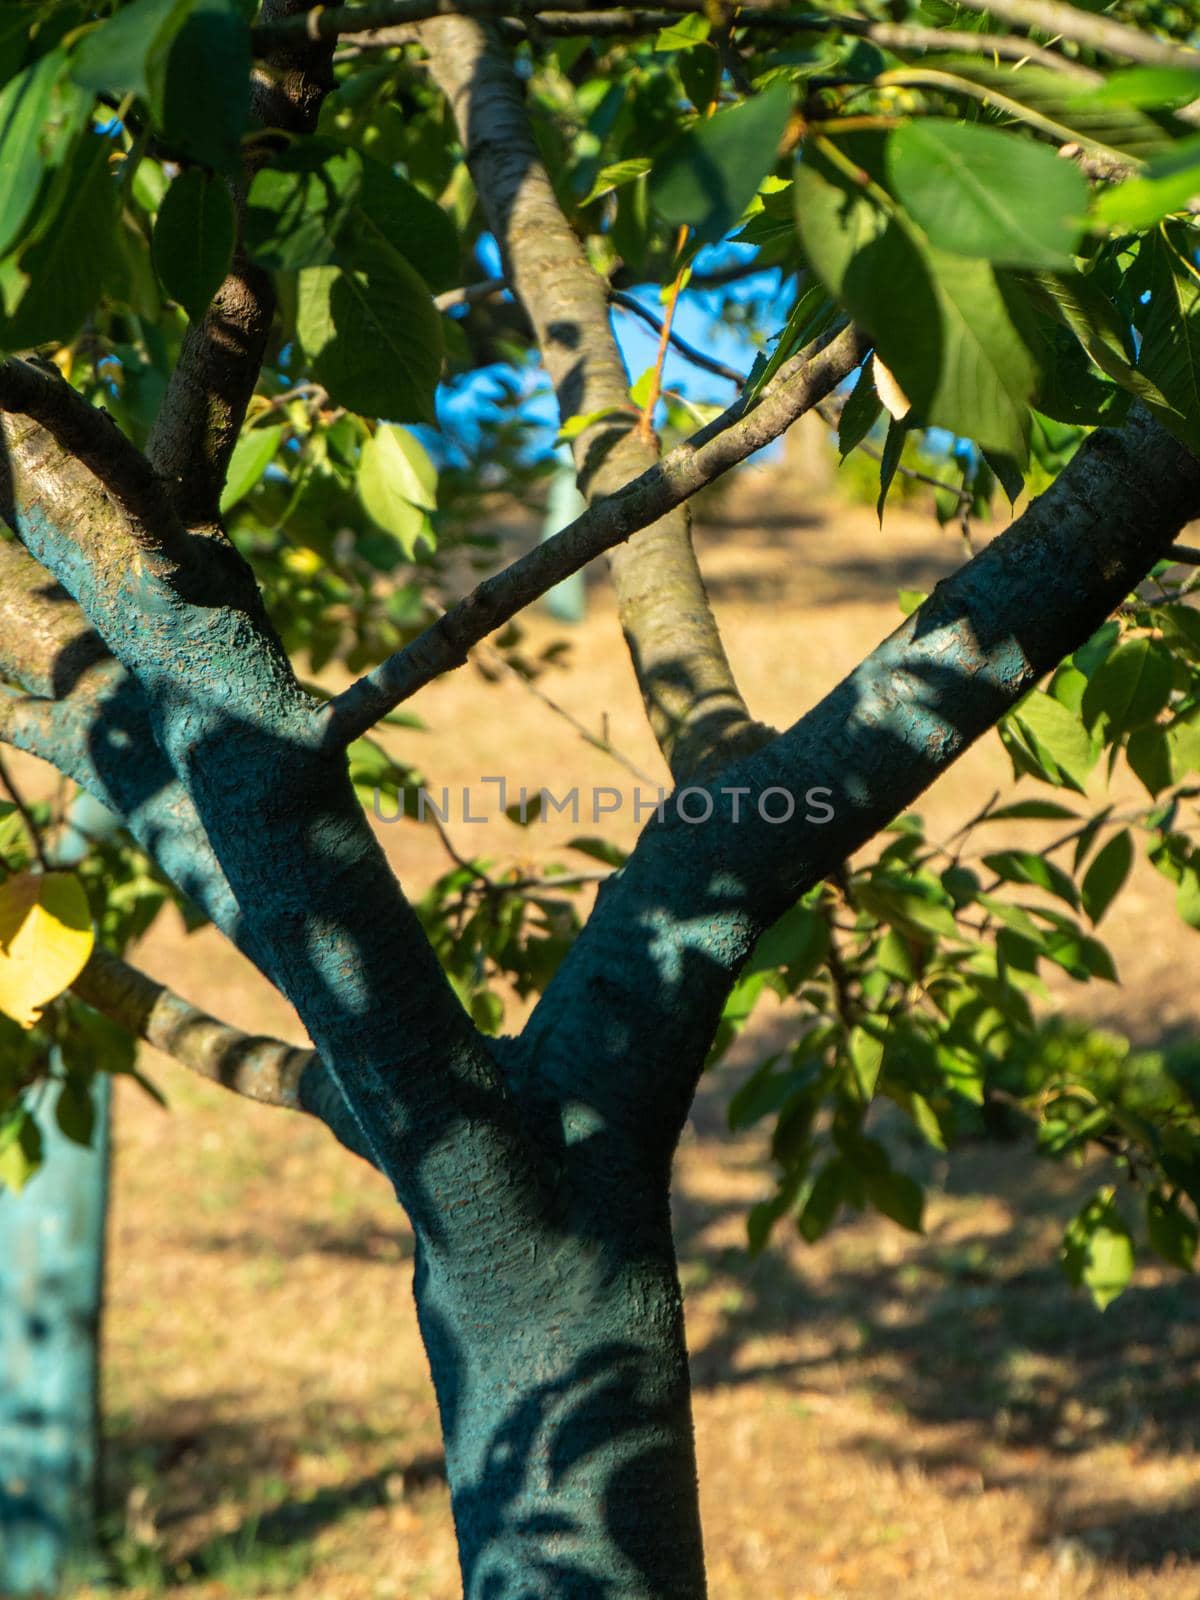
[{"left": 0, "top": 1076, "right": 110, "bottom": 1596}]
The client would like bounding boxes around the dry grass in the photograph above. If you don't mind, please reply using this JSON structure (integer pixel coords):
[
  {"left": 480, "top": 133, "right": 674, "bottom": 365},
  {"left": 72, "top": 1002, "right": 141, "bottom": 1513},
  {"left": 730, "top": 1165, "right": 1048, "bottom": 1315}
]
[{"left": 68, "top": 469, "right": 1200, "bottom": 1598}]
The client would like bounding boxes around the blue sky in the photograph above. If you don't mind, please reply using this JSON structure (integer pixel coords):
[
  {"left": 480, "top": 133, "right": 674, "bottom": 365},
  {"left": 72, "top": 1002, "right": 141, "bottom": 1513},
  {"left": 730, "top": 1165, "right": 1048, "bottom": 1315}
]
[{"left": 434, "top": 235, "right": 797, "bottom": 462}]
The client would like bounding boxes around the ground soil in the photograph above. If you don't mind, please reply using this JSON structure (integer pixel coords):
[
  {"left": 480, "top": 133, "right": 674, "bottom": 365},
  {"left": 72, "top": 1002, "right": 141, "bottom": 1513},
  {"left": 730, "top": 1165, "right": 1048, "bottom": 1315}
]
[{"left": 67, "top": 466, "right": 1200, "bottom": 1599}]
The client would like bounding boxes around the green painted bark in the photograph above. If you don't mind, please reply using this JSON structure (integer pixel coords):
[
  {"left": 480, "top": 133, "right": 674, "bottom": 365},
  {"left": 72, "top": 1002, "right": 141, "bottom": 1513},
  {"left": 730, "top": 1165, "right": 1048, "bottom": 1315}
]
[
  {"left": 0, "top": 1077, "right": 109, "bottom": 1597},
  {"left": 3, "top": 390, "right": 1200, "bottom": 1594}
]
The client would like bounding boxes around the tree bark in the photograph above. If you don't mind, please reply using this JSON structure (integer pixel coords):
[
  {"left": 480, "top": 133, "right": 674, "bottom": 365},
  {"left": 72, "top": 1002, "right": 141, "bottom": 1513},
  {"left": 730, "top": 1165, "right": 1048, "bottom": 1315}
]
[
  {"left": 415, "top": 1204, "right": 707, "bottom": 1598},
  {"left": 0, "top": 1078, "right": 110, "bottom": 1597}
]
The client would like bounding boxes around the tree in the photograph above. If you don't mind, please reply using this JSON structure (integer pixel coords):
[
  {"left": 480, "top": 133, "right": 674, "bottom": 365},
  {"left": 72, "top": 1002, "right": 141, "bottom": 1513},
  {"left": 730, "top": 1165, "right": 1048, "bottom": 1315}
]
[{"left": 2, "top": 1, "right": 1200, "bottom": 1594}]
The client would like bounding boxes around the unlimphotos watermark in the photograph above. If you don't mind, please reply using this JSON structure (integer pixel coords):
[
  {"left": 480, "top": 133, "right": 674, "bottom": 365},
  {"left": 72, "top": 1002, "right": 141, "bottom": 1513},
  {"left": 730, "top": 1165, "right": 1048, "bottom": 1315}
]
[{"left": 370, "top": 777, "right": 835, "bottom": 827}]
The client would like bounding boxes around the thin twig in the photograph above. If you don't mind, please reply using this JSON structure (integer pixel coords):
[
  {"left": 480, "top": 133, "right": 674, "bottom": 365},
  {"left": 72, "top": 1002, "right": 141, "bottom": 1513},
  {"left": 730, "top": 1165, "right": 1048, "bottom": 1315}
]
[
  {"left": 427, "top": 804, "right": 494, "bottom": 886},
  {"left": 610, "top": 290, "right": 745, "bottom": 386},
  {"left": 950, "top": 0, "right": 1199, "bottom": 69},
  {"left": 816, "top": 399, "right": 972, "bottom": 506},
  {"left": 477, "top": 639, "right": 659, "bottom": 785},
  {"left": 435, "top": 277, "right": 509, "bottom": 312},
  {"left": 316, "top": 323, "right": 868, "bottom": 746},
  {"left": 636, "top": 226, "right": 691, "bottom": 441},
  {"left": 253, "top": 0, "right": 1112, "bottom": 78},
  {"left": 0, "top": 749, "right": 51, "bottom": 872}
]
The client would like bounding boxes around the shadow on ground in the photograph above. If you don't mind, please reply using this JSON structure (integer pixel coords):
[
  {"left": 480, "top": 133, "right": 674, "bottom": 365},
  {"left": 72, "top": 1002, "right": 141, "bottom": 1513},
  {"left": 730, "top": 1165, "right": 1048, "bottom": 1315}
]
[{"left": 98, "top": 1054, "right": 1200, "bottom": 1590}]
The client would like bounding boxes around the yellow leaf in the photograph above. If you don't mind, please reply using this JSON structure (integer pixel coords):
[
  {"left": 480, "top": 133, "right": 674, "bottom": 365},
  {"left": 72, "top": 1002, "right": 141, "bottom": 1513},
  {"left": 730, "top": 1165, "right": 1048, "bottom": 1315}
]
[{"left": 0, "top": 871, "right": 94, "bottom": 1028}]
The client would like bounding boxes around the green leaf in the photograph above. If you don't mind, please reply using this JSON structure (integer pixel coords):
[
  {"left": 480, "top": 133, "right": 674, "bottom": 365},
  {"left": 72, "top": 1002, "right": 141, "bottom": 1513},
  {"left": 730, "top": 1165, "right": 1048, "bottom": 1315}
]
[
  {"left": 1062, "top": 1189, "right": 1135, "bottom": 1309},
  {"left": 982, "top": 850, "right": 1079, "bottom": 908},
  {"left": 567, "top": 836, "right": 628, "bottom": 868},
  {"left": 986, "top": 799, "right": 1079, "bottom": 821},
  {"left": 1010, "top": 689, "right": 1101, "bottom": 791},
  {"left": 246, "top": 138, "right": 458, "bottom": 291},
  {"left": 855, "top": 871, "right": 960, "bottom": 940},
  {"left": 837, "top": 361, "right": 881, "bottom": 459},
  {"left": 1084, "top": 67, "right": 1200, "bottom": 109},
  {"left": 649, "top": 80, "right": 792, "bottom": 243},
  {"left": 3, "top": 130, "right": 121, "bottom": 349},
  {"left": 1032, "top": 269, "right": 1173, "bottom": 418},
  {"left": 748, "top": 281, "right": 838, "bottom": 400},
  {"left": 154, "top": 0, "right": 251, "bottom": 170},
  {"left": 72, "top": 0, "right": 189, "bottom": 99},
  {"left": 152, "top": 168, "right": 234, "bottom": 321},
  {"left": 728, "top": 1053, "right": 790, "bottom": 1132},
  {"left": 678, "top": 43, "right": 721, "bottom": 116},
  {"left": 654, "top": 12, "right": 710, "bottom": 50},
  {"left": 244, "top": 140, "right": 359, "bottom": 270},
  {"left": 847, "top": 1024, "right": 885, "bottom": 1101},
  {"left": 1033, "top": 913, "right": 1118, "bottom": 982},
  {"left": 746, "top": 901, "right": 829, "bottom": 983},
  {"left": 1081, "top": 637, "right": 1174, "bottom": 739},
  {"left": 797, "top": 1159, "right": 844, "bottom": 1242},
  {"left": 55, "top": 1076, "right": 96, "bottom": 1146},
  {"left": 219, "top": 423, "right": 284, "bottom": 514},
  {"left": 1146, "top": 1189, "right": 1197, "bottom": 1270},
  {"left": 470, "top": 989, "right": 504, "bottom": 1036},
  {"left": 0, "top": 49, "right": 76, "bottom": 260},
  {"left": 1127, "top": 721, "right": 1173, "bottom": 797},
  {"left": 357, "top": 423, "right": 438, "bottom": 558},
  {"left": 297, "top": 258, "right": 443, "bottom": 422},
  {"left": 876, "top": 415, "right": 906, "bottom": 519},
  {"left": 76, "top": 0, "right": 249, "bottom": 169},
  {"left": 888, "top": 119, "right": 1086, "bottom": 269},
  {"left": 923, "top": 58, "right": 1175, "bottom": 162},
  {"left": 0, "top": 1107, "right": 42, "bottom": 1192},
  {"left": 343, "top": 149, "right": 460, "bottom": 294},
  {"left": 747, "top": 1178, "right": 800, "bottom": 1256},
  {"left": 1081, "top": 828, "right": 1133, "bottom": 925},
  {"left": 794, "top": 144, "right": 1037, "bottom": 458},
  {"left": 1034, "top": 322, "right": 1131, "bottom": 428},
  {"left": 1177, "top": 864, "right": 1200, "bottom": 930},
  {"left": 908, "top": 1092, "right": 947, "bottom": 1152},
  {"left": 580, "top": 157, "right": 652, "bottom": 208},
  {"left": 1168, "top": 705, "right": 1200, "bottom": 780},
  {"left": 1137, "top": 229, "right": 1200, "bottom": 454},
  {"left": 1094, "top": 134, "right": 1200, "bottom": 231},
  {"left": 865, "top": 1167, "right": 924, "bottom": 1233},
  {"left": 558, "top": 404, "right": 631, "bottom": 441}
]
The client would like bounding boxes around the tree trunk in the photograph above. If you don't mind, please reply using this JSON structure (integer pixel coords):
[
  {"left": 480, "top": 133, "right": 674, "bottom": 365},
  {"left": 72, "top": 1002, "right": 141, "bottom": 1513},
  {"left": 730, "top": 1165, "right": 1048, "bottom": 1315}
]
[
  {"left": 414, "top": 1202, "right": 707, "bottom": 1598},
  {"left": 0, "top": 1076, "right": 109, "bottom": 1597}
]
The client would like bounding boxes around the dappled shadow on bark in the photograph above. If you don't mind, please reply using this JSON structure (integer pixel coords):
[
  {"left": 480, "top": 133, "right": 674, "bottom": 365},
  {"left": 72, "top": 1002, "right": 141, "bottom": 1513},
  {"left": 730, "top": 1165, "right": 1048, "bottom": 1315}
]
[{"left": 7, "top": 357, "right": 1200, "bottom": 1592}]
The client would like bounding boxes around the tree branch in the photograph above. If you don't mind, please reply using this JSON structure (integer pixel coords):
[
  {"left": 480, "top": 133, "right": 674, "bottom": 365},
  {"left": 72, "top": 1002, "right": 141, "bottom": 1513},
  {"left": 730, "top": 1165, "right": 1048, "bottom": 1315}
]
[
  {"left": 421, "top": 14, "right": 771, "bottom": 779},
  {"left": 319, "top": 324, "right": 868, "bottom": 746},
  {"left": 0, "top": 361, "right": 191, "bottom": 561},
  {"left": 0, "top": 428, "right": 272, "bottom": 961},
  {"left": 520, "top": 405, "right": 1200, "bottom": 1174},
  {"left": 0, "top": 521, "right": 370, "bottom": 1162},
  {"left": 256, "top": 0, "right": 722, "bottom": 42},
  {"left": 70, "top": 946, "right": 375, "bottom": 1164},
  {"left": 9, "top": 363, "right": 551, "bottom": 1249},
  {"left": 0, "top": 535, "right": 108, "bottom": 700},
  {"left": 951, "top": 0, "right": 1199, "bottom": 69},
  {"left": 252, "top": 0, "right": 1104, "bottom": 78},
  {"left": 146, "top": 0, "right": 335, "bottom": 530}
]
